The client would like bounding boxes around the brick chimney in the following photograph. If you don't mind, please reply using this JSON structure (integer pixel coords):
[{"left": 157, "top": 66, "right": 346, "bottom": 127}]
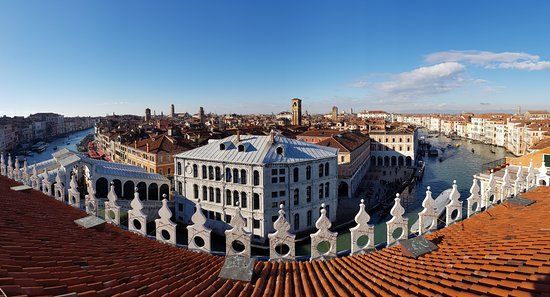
[{"left": 146, "top": 143, "right": 150, "bottom": 152}]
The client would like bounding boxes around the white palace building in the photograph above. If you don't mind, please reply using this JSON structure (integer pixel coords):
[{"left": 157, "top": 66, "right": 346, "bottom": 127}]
[{"left": 174, "top": 132, "right": 339, "bottom": 243}]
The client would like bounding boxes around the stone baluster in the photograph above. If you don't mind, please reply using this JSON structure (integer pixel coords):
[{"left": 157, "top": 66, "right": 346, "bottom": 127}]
[
  {"left": 514, "top": 163, "right": 524, "bottom": 195},
  {"left": 13, "top": 157, "right": 21, "bottom": 182},
  {"left": 0, "top": 153, "right": 5, "bottom": 176},
  {"left": 268, "top": 204, "right": 296, "bottom": 261},
  {"left": 85, "top": 176, "right": 98, "bottom": 216},
  {"left": 445, "top": 180, "right": 462, "bottom": 226},
  {"left": 386, "top": 194, "right": 408, "bottom": 247},
  {"left": 68, "top": 172, "right": 80, "bottom": 208},
  {"left": 310, "top": 203, "right": 337, "bottom": 260},
  {"left": 349, "top": 199, "right": 374, "bottom": 254},
  {"left": 467, "top": 178, "right": 481, "bottom": 217},
  {"left": 417, "top": 186, "right": 437, "bottom": 235},
  {"left": 225, "top": 203, "right": 251, "bottom": 257},
  {"left": 21, "top": 160, "right": 30, "bottom": 186},
  {"left": 501, "top": 166, "right": 512, "bottom": 202},
  {"left": 537, "top": 157, "right": 548, "bottom": 186},
  {"left": 128, "top": 187, "right": 147, "bottom": 236},
  {"left": 54, "top": 170, "right": 65, "bottom": 202},
  {"left": 526, "top": 160, "right": 535, "bottom": 189},
  {"left": 187, "top": 199, "right": 212, "bottom": 253},
  {"left": 105, "top": 182, "right": 121, "bottom": 225},
  {"left": 7, "top": 154, "right": 13, "bottom": 179},
  {"left": 31, "top": 165, "right": 42, "bottom": 191},
  {"left": 483, "top": 170, "right": 496, "bottom": 208},
  {"left": 42, "top": 169, "right": 51, "bottom": 196},
  {"left": 155, "top": 195, "right": 177, "bottom": 245}
]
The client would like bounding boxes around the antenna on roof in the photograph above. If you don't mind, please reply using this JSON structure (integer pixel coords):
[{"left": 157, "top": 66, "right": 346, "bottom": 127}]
[
  {"left": 270, "top": 129, "right": 275, "bottom": 144},
  {"left": 236, "top": 130, "right": 241, "bottom": 142}
]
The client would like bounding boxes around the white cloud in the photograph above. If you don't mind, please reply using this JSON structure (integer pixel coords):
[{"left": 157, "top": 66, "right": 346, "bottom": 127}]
[
  {"left": 371, "top": 62, "right": 466, "bottom": 100},
  {"left": 425, "top": 50, "right": 550, "bottom": 71}
]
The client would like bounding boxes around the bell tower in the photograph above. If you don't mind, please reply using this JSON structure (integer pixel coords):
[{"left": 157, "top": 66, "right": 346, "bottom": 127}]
[{"left": 291, "top": 98, "right": 302, "bottom": 126}]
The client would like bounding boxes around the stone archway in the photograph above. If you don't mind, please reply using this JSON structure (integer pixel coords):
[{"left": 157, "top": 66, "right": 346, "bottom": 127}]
[
  {"left": 123, "top": 180, "right": 135, "bottom": 199},
  {"left": 338, "top": 181, "right": 349, "bottom": 198},
  {"left": 391, "top": 156, "right": 397, "bottom": 166},
  {"left": 160, "top": 184, "right": 169, "bottom": 199},
  {"left": 148, "top": 183, "right": 159, "bottom": 200},
  {"left": 137, "top": 182, "right": 147, "bottom": 200},
  {"left": 96, "top": 177, "right": 109, "bottom": 198},
  {"left": 377, "top": 156, "right": 383, "bottom": 166},
  {"left": 405, "top": 156, "right": 412, "bottom": 166},
  {"left": 384, "top": 156, "right": 390, "bottom": 167},
  {"left": 112, "top": 179, "right": 122, "bottom": 198},
  {"left": 398, "top": 156, "right": 404, "bottom": 166}
]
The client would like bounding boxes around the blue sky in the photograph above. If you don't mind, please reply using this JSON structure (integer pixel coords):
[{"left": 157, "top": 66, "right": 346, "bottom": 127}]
[{"left": 1, "top": 0, "right": 550, "bottom": 117}]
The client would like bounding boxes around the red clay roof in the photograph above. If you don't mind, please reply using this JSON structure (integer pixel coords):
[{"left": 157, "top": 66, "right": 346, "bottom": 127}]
[
  {"left": 317, "top": 131, "right": 370, "bottom": 153},
  {"left": 1, "top": 176, "right": 550, "bottom": 296}
]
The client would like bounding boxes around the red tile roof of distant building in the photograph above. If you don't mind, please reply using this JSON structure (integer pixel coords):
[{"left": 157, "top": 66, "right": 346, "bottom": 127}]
[{"left": 1, "top": 175, "right": 550, "bottom": 296}]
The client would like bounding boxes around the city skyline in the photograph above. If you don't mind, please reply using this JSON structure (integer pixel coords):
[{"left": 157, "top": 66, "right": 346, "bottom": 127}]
[{"left": 1, "top": 0, "right": 550, "bottom": 117}]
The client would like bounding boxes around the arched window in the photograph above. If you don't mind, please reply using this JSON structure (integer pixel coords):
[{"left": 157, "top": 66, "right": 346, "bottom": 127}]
[
  {"left": 193, "top": 164, "right": 198, "bottom": 178},
  {"left": 324, "top": 162, "right": 329, "bottom": 176},
  {"left": 202, "top": 186, "right": 207, "bottom": 201},
  {"left": 233, "top": 190, "right": 239, "bottom": 206},
  {"left": 193, "top": 184, "right": 199, "bottom": 199},
  {"left": 215, "top": 167, "right": 221, "bottom": 181},
  {"left": 325, "top": 182, "right": 329, "bottom": 198},
  {"left": 253, "top": 193, "right": 260, "bottom": 210},
  {"left": 233, "top": 168, "right": 239, "bottom": 183},
  {"left": 215, "top": 188, "right": 221, "bottom": 203},
  {"left": 293, "top": 167, "right": 299, "bottom": 182},
  {"left": 293, "top": 189, "right": 299, "bottom": 205},
  {"left": 306, "top": 166, "right": 311, "bottom": 180},
  {"left": 319, "top": 183, "right": 324, "bottom": 199},
  {"left": 307, "top": 210, "right": 312, "bottom": 226},
  {"left": 177, "top": 182, "right": 182, "bottom": 194},
  {"left": 241, "top": 192, "right": 247, "bottom": 208},
  {"left": 208, "top": 166, "right": 214, "bottom": 180},
  {"left": 294, "top": 213, "right": 300, "bottom": 230},
  {"left": 202, "top": 165, "right": 207, "bottom": 179},
  {"left": 306, "top": 186, "right": 311, "bottom": 202},
  {"left": 326, "top": 205, "right": 330, "bottom": 218},
  {"left": 226, "top": 190, "right": 231, "bottom": 205},
  {"left": 226, "top": 168, "right": 232, "bottom": 182},
  {"left": 240, "top": 169, "right": 247, "bottom": 184},
  {"left": 209, "top": 187, "right": 214, "bottom": 202},
  {"left": 238, "top": 144, "right": 245, "bottom": 152},
  {"left": 177, "top": 162, "right": 182, "bottom": 175},
  {"left": 319, "top": 164, "right": 324, "bottom": 178},
  {"left": 253, "top": 170, "right": 260, "bottom": 186}
]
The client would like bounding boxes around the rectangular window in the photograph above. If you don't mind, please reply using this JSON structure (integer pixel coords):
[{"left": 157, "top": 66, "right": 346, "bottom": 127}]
[
  {"left": 279, "top": 169, "right": 285, "bottom": 174},
  {"left": 272, "top": 169, "right": 278, "bottom": 175},
  {"left": 272, "top": 192, "right": 278, "bottom": 198},
  {"left": 272, "top": 202, "right": 278, "bottom": 208},
  {"left": 253, "top": 219, "right": 260, "bottom": 229},
  {"left": 272, "top": 215, "right": 278, "bottom": 222},
  {"left": 272, "top": 177, "right": 278, "bottom": 183},
  {"left": 279, "top": 191, "right": 285, "bottom": 197},
  {"left": 279, "top": 176, "right": 285, "bottom": 183},
  {"left": 226, "top": 215, "right": 232, "bottom": 223},
  {"left": 178, "top": 203, "right": 183, "bottom": 212}
]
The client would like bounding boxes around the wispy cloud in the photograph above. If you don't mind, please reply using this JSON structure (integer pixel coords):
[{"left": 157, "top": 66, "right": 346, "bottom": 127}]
[
  {"left": 358, "top": 62, "right": 466, "bottom": 102},
  {"left": 425, "top": 50, "right": 550, "bottom": 71}
]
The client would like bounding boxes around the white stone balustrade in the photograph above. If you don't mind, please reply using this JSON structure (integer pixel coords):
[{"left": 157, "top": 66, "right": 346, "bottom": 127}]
[
  {"left": 31, "top": 166, "right": 42, "bottom": 191},
  {"left": 21, "top": 160, "right": 30, "bottom": 186},
  {"left": 105, "top": 182, "right": 121, "bottom": 225},
  {"left": 311, "top": 203, "right": 338, "bottom": 260},
  {"left": 386, "top": 194, "right": 408, "bottom": 247},
  {"left": 268, "top": 204, "right": 296, "bottom": 261},
  {"left": 445, "top": 180, "right": 462, "bottom": 226},
  {"left": 349, "top": 199, "right": 374, "bottom": 254},
  {"left": 187, "top": 199, "right": 212, "bottom": 253},
  {"left": 156, "top": 195, "right": 177, "bottom": 245},
  {"left": 417, "top": 186, "right": 437, "bottom": 235},
  {"left": 467, "top": 178, "right": 481, "bottom": 218},
  {"left": 42, "top": 170, "right": 51, "bottom": 196},
  {"left": 129, "top": 187, "right": 147, "bottom": 236},
  {"left": 13, "top": 157, "right": 20, "bottom": 182},
  {"left": 7, "top": 155, "right": 13, "bottom": 179},
  {"left": 225, "top": 203, "right": 252, "bottom": 257}
]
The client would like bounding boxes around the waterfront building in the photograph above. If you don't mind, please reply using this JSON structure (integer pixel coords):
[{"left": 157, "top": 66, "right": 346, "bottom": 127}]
[
  {"left": 369, "top": 125, "right": 418, "bottom": 167},
  {"left": 316, "top": 130, "right": 371, "bottom": 198},
  {"left": 525, "top": 110, "right": 550, "bottom": 120},
  {"left": 173, "top": 132, "right": 338, "bottom": 242}
]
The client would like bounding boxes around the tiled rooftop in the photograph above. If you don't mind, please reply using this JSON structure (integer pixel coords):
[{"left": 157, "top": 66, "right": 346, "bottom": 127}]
[{"left": 1, "top": 175, "right": 550, "bottom": 296}]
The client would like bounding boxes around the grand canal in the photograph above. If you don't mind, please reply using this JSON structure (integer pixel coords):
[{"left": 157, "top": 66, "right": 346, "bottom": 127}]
[
  {"left": 21, "top": 127, "right": 95, "bottom": 165},
  {"left": 296, "top": 131, "right": 512, "bottom": 256}
]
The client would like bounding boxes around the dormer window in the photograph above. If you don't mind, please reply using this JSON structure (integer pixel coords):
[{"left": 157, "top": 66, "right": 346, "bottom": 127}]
[
  {"left": 238, "top": 144, "right": 245, "bottom": 152},
  {"left": 276, "top": 146, "right": 284, "bottom": 155},
  {"left": 220, "top": 143, "right": 226, "bottom": 150}
]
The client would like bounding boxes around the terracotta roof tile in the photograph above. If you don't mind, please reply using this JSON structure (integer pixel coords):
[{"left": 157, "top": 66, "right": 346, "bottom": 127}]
[{"left": 2, "top": 176, "right": 550, "bottom": 296}]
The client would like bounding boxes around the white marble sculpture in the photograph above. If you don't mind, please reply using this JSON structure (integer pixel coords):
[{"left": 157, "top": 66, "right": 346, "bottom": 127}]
[
  {"left": 104, "top": 182, "right": 121, "bottom": 225},
  {"left": 349, "top": 199, "right": 375, "bottom": 254},
  {"left": 156, "top": 195, "right": 177, "bottom": 245},
  {"left": 386, "top": 194, "right": 408, "bottom": 247},
  {"left": 225, "top": 203, "right": 252, "bottom": 257},
  {"left": 310, "top": 203, "right": 337, "bottom": 260},
  {"left": 418, "top": 186, "right": 437, "bottom": 235},
  {"left": 268, "top": 204, "right": 296, "bottom": 261},
  {"left": 467, "top": 178, "right": 481, "bottom": 218},
  {"left": 445, "top": 180, "right": 462, "bottom": 226},
  {"left": 128, "top": 187, "right": 147, "bottom": 236},
  {"left": 187, "top": 199, "right": 212, "bottom": 253}
]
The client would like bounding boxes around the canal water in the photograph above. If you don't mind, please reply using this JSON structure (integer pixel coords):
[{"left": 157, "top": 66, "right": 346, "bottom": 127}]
[
  {"left": 296, "top": 130, "right": 512, "bottom": 256},
  {"left": 21, "top": 127, "right": 95, "bottom": 165}
]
